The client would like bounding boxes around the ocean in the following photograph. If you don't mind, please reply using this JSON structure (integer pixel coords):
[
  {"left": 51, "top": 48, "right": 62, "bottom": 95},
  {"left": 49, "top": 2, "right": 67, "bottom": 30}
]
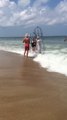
[{"left": 0, "top": 36, "right": 67, "bottom": 76}]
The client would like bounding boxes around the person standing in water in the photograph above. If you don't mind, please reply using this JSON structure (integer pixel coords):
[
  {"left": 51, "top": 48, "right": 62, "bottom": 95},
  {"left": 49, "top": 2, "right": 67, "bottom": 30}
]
[
  {"left": 23, "top": 33, "right": 30, "bottom": 57},
  {"left": 36, "top": 36, "right": 42, "bottom": 53},
  {"left": 31, "top": 37, "right": 37, "bottom": 52}
]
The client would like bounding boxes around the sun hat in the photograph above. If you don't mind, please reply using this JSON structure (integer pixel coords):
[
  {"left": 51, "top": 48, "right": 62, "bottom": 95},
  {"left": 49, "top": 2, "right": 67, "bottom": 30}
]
[{"left": 25, "top": 33, "right": 30, "bottom": 37}]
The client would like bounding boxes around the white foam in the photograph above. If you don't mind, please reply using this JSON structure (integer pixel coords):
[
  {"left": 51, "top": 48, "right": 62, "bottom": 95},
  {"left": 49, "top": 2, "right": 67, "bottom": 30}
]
[{"left": 34, "top": 52, "right": 67, "bottom": 76}]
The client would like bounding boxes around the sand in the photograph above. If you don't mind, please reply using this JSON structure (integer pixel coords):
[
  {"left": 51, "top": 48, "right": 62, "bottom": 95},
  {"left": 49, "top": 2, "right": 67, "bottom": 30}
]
[{"left": 0, "top": 50, "right": 67, "bottom": 120}]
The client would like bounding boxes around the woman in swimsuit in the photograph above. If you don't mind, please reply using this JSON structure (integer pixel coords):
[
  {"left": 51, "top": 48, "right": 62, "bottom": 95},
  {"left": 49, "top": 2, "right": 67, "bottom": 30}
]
[{"left": 23, "top": 33, "right": 30, "bottom": 57}]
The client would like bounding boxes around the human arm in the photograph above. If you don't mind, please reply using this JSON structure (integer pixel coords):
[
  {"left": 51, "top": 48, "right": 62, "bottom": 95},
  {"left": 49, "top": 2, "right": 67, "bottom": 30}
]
[{"left": 23, "top": 38, "right": 25, "bottom": 43}]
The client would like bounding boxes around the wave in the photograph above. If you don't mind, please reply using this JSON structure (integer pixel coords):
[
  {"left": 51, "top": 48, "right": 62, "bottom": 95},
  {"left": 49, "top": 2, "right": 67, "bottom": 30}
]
[{"left": 34, "top": 52, "right": 67, "bottom": 76}]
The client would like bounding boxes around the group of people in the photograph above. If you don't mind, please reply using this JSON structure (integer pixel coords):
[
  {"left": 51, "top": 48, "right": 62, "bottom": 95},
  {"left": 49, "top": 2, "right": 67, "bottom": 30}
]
[{"left": 23, "top": 33, "right": 41, "bottom": 57}]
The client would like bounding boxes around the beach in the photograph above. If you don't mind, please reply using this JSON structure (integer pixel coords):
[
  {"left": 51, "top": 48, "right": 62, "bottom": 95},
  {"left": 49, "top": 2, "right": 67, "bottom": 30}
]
[{"left": 0, "top": 50, "right": 67, "bottom": 120}]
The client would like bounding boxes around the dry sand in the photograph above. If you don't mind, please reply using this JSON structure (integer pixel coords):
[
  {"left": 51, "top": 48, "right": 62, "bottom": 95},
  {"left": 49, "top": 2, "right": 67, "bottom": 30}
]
[{"left": 0, "top": 51, "right": 67, "bottom": 120}]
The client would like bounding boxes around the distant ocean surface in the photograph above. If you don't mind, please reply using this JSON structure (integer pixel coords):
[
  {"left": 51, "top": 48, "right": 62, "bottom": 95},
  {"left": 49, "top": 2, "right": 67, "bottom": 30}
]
[{"left": 0, "top": 36, "right": 67, "bottom": 76}]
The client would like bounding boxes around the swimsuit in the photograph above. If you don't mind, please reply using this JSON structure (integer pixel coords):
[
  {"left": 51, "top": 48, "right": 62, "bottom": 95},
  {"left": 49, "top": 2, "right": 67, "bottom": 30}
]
[
  {"left": 24, "top": 38, "right": 30, "bottom": 50},
  {"left": 31, "top": 41, "right": 36, "bottom": 47}
]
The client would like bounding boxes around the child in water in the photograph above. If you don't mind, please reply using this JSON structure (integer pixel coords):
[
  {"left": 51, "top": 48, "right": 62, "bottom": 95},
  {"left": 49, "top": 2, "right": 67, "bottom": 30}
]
[{"left": 31, "top": 37, "right": 37, "bottom": 52}]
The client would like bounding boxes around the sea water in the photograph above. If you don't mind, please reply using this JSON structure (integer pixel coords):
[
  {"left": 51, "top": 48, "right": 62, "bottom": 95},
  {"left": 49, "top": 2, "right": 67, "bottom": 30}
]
[{"left": 0, "top": 36, "right": 67, "bottom": 76}]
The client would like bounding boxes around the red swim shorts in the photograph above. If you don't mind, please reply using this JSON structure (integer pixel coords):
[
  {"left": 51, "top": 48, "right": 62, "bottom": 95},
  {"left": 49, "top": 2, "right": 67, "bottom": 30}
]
[{"left": 25, "top": 46, "right": 29, "bottom": 50}]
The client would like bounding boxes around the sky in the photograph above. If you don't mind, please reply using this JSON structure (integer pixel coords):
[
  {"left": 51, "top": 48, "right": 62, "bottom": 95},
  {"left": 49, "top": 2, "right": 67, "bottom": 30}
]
[{"left": 0, "top": 0, "right": 67, "bottom": 37}]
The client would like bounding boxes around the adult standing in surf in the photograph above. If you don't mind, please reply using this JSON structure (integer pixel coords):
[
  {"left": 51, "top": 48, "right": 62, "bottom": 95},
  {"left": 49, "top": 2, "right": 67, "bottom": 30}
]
[
  {"left": 36, "top": 36, "right": 42, "bottom": 53},
  {"left": 23, "top": 33, "right": 30, "bottom": 57},
  {"left": 33, "top": 26, "right": 43, "bottom": 53}
]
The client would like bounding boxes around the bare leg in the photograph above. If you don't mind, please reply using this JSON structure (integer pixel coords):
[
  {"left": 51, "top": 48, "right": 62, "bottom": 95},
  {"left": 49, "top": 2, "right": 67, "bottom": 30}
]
[
  {"left": 24, "top": 50, "right": 26, "bottom": 56},
  {"left": 27, "top": 50, "right": 29, "bottom": 57}
]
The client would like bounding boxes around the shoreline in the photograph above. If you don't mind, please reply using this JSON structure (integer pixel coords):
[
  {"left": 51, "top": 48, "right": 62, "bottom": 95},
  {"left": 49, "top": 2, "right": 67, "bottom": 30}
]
[{"left": 0, "top": 50, "right": 67, "bottom": 120}]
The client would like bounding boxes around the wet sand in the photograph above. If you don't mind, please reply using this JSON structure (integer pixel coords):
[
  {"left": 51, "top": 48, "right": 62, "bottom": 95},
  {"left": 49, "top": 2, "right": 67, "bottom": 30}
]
[{"left": 0, "top": 51, "right": 67, "bottom": 120}]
